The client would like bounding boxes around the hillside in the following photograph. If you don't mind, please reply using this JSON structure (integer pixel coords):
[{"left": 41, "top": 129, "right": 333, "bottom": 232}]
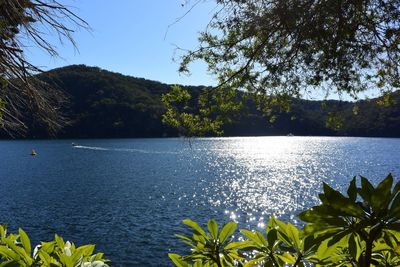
[
  {"left": 39, "top": 65, "right": 179, "bottom": 138},
  {"left": 2, "top": 65, "right": 399, "bottom": 138}
]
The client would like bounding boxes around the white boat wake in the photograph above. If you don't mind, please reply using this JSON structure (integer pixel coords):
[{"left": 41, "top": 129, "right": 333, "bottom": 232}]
[{"left": 72, "top": 145, "right": 178, "bottom": 154}]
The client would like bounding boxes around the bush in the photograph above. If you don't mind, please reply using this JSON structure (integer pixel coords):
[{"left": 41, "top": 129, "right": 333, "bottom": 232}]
[
  {"left": 0, "top": 225, "right": 108, "bottom": 267},
  {"left": 169, "top": 174, "right": 400, "bottom": 267}
]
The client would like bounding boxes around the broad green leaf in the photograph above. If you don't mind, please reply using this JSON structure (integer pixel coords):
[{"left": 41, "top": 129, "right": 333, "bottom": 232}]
[
  {"left": 193, "top": 232, "right": 206, "bottom": 245},
  {"left": 314, "top": 238, "right": 341, "bottom": 261},
  {"left": 348, "top": 234, "right": 362, "bottom": 261},
  {"left": 55, "top": 234, "right": 65, "bottom": 250},
  {"left": 273, "top": 219, "right": 294, "bottom": 247},
  {"left": 302, "top": 234, "right": 318, "bottom": 253},
  {"left": 240, "top": 229, "right": 261, "bottom": 246},
  {"left": 18, "top": 228, "right": 31, "bottom": 255},
  {"left": 321, "top": 184, "right": 365, "bottom": 217},
  {"left": 225, "top": 250, "right": 245, "bottom": 261},
  {"left": 176, "top": 234, "right": 195, "bottom": 243},
  {"left": 347, "top": 177, "right": 357, "bottom": 201},
  {"left": 0, "top": 246, "right": 19, "bottom": 260},
  {"left": 310, "top": 229, "right": 347, "bottom": 248},
  {"left": 327, "top": 230, "right": 352, "bottom": 247},
  {"left": 0, "top": 226, "right": 6, "bottom": 240},
  {"left": 266, "top": 228, "right": 278, "bottom": 249},
  {"left": 219, "top": 222, "right": 237, "bottom": 244},
  {"left": 359, "top": 176, "right": 375, "bottom": 202},
  {"left": 393, "top": 179, "right": 400, "bottom": 195},
  {"left": 183, "top": 219, "right": 207, "bottom": 237},
  {"left": 395, "top": 244, "right": 400, "bottom": 254},
  {"left": 94, "top": 253, "right": 105, "bottom": 261},
  {"left": 389, "top": 190, "right": 400, "bottom": 217},
  {"left": 372, "top": 240, "right": 393, "bottom": 252},
  {"left": 244, "top": 258, "right": 263, "bottom": 267},
  {"left": 286, "top": 223, "right": 301, "bottom": 248},
  {"left": 224, "top": 241, "right": 252, "bottom": 250},
  {"left": 3, "top": 238, "right": 32, "bottom": 265},
  {"left": 319, "top": 193, "right": 329, "bottom": 205},
  {"left": 37, "top": 250, "right": 53, "bottom": 265},
  {"left": 169, "top": 254, "right": 189, "bottom": 267},
  {"left": 76, "top": 244, "right": 95, "bottom": 256},
  {"left": 59, "top": 253, "right": 74, "bottom": 267},
  {"left": 323, "top": 183, "right": 344, "bottom": 200},
  {"left": 277, "top": 252, "right": 296, "bottom": 264},
  {"left": 371, "top": 173, "right": 393, "bottom": 211},
  {"left": 207, "top": 220, "right": 218, "bottom": 240},
  {"left": 254, "top": 231, "right": 268, "bottom": 247}
]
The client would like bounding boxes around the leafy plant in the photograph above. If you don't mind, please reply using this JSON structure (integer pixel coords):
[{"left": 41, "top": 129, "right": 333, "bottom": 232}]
[
  {"left": 170, "top": 174, "right": 400, "bottom": 267},
  {"left": 0, "top": 225, "right": 109, "bottom": 267},
  {"left": 169, "top": 219, "right": 247, "bottom": 267}
]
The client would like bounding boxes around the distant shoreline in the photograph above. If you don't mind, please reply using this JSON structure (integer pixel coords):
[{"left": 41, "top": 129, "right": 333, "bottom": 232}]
[{"left": 2, "top": 135, "right": 400, "bottom": 141}]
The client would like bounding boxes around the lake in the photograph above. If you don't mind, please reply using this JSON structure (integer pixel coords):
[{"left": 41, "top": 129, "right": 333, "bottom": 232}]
[{"left": 1, "top": 137, "right": 399, "bottom": 266}]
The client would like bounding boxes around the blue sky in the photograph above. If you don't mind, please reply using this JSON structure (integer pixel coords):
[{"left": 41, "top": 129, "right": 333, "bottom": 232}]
[
  {"left": 25, "top": 1, "right": 379, "bottom": 100},
  {"left": 26, "top": 0, "right": 218, "bottom": 86}
]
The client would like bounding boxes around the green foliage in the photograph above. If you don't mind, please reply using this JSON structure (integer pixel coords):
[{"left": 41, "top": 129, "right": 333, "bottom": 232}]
[
  {"left": 0, "top": 0, "right": 88, "bottom": 134},
  {"left": 161, "top": 85, "right": 242, "bottom": 136},
  {"left": 161, "top": 83, "right": 400, "bottom": 137},
  {"left": 0, "top": 225, "right": 108, "bottom": 267},
  {"left": 170, "top": 174, "right": 400, "bottom": 267},
  {"left": 169, "top": 219, "right": 245, "bottom": 267},
  {"left": 377, "top": 92, "right": 397, "bottom": 108},
  {"left": 174, "top": 0, "right": 400, "bottom": 136},
  {"left": 181, "top": 0, "right": 400, "bottom": 97}
]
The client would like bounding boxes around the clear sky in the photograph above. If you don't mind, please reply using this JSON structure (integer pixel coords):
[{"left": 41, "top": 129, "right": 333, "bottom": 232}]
[
  {"left": 26, "top": 0, "right": 218, "bottom": 86},
  {"left": 25, "top": 0, "right": 379, "bottom": 100}
]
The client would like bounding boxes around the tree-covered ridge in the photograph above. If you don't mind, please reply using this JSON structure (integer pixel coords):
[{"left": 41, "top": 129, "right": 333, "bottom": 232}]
[
  {"left": 33, "top": 65, "right": 184, "bottom": 138},
  {"left": 1, "top": 65, "right": 398, "bottom": 138}
]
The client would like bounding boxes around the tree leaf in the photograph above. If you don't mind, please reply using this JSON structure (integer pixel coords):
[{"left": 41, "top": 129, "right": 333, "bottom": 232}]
[
  {"left": 0, "top": 246, "right": 19, "bottom": 260},
  {"left": 240, "top": 229, "right": 264, "bottom": 247},
  {"left": 219, "top": 222, "right": 237, "bottom": 244},
  {"left": 207, "top": 220, "right": 218, "bottom": 240},
  {"left": 266, "top": 228, "right": 278, "bottom": 249},
  {"left": 18, "top": 228, "right": 31, "bottom": 255},
  {"left": 224, "top": 241, "right": 252, "bottom": 250},
  {"left": 182, "top": 219, "right": 207, "bottom": 237},
  {"left": 347, "top": 176, "right": 357, "bottom": 202},
  {"left": 359, "top": 176, "right": 375, "bottom": 202},
  {"left": 168, "top": 254, "right": 189, "bottom": 267},
  {"left": 370, "top": 173, "right": 393, "bottom": 211},
  {"left": 277, "top": 252, "right": 296, "bottom": 264}
]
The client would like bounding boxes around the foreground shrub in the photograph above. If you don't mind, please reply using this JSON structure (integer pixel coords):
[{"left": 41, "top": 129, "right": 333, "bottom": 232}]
[
  {"left": 170, "top": 174, "right": 400, "bottom": 267},
  {"left": 0, "top": 225, "right": 108, "bottom": 267}
]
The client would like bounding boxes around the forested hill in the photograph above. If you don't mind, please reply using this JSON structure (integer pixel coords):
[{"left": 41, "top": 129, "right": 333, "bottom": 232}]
[
  {"left": 3, "top": 65, "right": 400, "bottom": 138},
  {"left": 39, "top": 65, "right": 185, "bottom": 138}
]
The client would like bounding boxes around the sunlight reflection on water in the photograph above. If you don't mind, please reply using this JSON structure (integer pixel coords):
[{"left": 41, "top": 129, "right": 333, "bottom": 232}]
[{"left": 189, "top": 137, "right": 400, "bottom": 228}]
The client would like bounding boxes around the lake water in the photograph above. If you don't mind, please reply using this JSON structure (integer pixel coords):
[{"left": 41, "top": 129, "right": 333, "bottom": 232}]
[{"left": 1, "top": 137, "right": 399, "bottom": 266}]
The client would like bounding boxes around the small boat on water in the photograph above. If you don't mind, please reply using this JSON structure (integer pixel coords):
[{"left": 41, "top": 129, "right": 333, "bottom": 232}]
[{"left": 31, "top": 149, "right": 37, "bottom": 156}]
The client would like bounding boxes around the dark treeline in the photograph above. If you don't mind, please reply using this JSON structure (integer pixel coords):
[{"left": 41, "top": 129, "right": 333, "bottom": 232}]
[{"left": 2, "top": 65, "right": 399, "bottom": 138}]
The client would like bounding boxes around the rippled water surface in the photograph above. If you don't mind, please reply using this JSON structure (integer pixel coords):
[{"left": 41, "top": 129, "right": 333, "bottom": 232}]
[{"left": 1, "top": 137, "right": 399, "bottom": 266}]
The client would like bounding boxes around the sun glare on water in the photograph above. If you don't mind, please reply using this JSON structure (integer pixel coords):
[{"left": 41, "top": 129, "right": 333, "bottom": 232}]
[{"left": 198, "top": 137, "right": 335, "bottom": 227}]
